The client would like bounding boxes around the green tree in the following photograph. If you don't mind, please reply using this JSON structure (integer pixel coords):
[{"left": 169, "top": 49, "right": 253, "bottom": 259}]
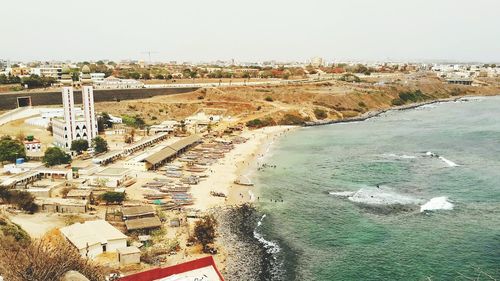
[
  {"left": 70, "top": 139, "right": 89, "bottom": 154},
  {"left": 0, "top": 136, "right": 26, "bottom": 163},
  {"left": 42, "top": 147, "right": 71, "bottom": 166},
  {"left": 91, "top": 136, "right": 108, "bottom": 154},
  {"left": 99, "top": 192, "right": 126, "bottom": 204}
]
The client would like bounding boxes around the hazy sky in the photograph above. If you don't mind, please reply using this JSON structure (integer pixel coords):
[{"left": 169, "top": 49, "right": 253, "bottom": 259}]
[{"left": 1, "top": 0, "right": 499, "bottom": 62}]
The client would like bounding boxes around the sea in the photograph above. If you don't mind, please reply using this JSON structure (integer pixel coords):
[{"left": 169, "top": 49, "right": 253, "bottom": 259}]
[{"left": 252, "top": 96, "right": 500, "bottom": 281}]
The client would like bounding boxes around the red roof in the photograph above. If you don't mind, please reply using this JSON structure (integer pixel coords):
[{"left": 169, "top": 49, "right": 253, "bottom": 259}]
[{"left": 118, "top": 256, "right": 224, "bottom": 281}]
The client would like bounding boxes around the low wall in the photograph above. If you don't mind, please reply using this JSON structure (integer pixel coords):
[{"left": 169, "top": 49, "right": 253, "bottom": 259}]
[{"left": 0, "top": 87, "right": 198, "bottom": 110}]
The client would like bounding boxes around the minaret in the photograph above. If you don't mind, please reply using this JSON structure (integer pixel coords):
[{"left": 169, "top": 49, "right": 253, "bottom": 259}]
[
  {"left": 60, "top": 65, "right": 76, "bottom": 148},
  {"left": 80, "top": 65, "right": 97, "bottom": 144}
]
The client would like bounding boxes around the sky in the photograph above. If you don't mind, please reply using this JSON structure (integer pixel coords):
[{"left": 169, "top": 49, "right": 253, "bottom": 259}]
[{"left": 1, "top": 0, "right": 499, "bottom": 63}]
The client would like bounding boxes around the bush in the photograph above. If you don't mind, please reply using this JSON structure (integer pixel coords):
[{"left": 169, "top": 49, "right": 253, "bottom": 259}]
[
  {"left": 99, "top": 192, "right": 125, "bottom": 205},
  {"left": 246, "top": 117, "right": 275, "bottom": 128},
  {"left": 0, "top": 235, "right": 105, "bottom": 281},
  {"left": 280, "top": 114, "right": 305, "bottom": 125},
  {"left": 313, "top": 108, "right": 328, "bottom": 120},
  {"left": 193, "top": 215, "right": 217, "bottom": 248},
  {"left": 42, "top": 147, "right": 71, "bottom": 167},
  {"left": 0, "top": 187, "right": 38, "bottom": 214},
  {"left": 358, "top": 101, "right": 367, "bottom": 107},
  {"left": 339, "top": 73, "right": 361, "bottom": 83},
  {"left": 264, "top": 96, "right": 274, "bottom": 102},
  {"left": 122, "top": 114, "right": 146, "bottom": 128},
  {"left": 391, "top": 98, "right": 405, "bottom": 106}
]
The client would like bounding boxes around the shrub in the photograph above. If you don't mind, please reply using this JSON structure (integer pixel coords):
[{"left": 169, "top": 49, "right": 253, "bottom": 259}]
[
  {"left": 0, "top": 235, "right": 105, "bottom": 280},
  {"left": 193, "top": 215, "right": 217, "bottom": 248},
  {"left": 313, "top": 108, "right": 328, "bottom": 120},
  {"left": 246, "top": 117, "right": 275, "bottom": 128},
  {"left": 391, "top": 98, "right": 405, "bottom": 106},
  {"left": 280, "top": 114, "right": 305, "bottom": 125},
  {"left": 0, "top": 187, "right": 38, "bottom": 213},
  {"left": 264, "top": 96, "right": 274, "bottom": 102},
  {"left": 99, "top": 192, "right": 125, "bottom": 204},
  {"left": 358, "top": 101, "right": 367, "bottom": 107}
]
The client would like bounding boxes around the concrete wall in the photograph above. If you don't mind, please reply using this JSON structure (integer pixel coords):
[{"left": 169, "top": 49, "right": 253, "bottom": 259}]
[
  {"left": 107, "top": 238, "right": 127, "bottom": 252},
  {"left": 0, "top": 87, "right": 198, "bottom": 110},
  {"left": 79, "top": 243, "right": 102, "bottom": 259},
  {"left": 119, "top": 252, "right": 141, "bottom": 266}
]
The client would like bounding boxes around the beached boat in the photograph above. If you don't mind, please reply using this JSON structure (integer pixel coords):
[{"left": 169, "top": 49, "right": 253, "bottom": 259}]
[{"left": 234, "top": 176, "right": 254, "bottom": 186}]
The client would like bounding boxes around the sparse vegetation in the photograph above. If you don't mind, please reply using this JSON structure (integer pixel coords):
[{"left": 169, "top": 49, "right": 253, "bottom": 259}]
[
  {"left": 280, "top": 114, "right": 306, "bottom": 125},
  {"left": 193, "top": 214, "right": 217, "bottom": 253},
  {"left": 392, "top": 90, "right": 429, "bottom": 106},
  {"left": 313, "top": 108, "right": 328, "bottom": 120},
  {"left": 246, "top": 117, "right": 275, "bottom": 128},
  {"left": 0, "top": 187, "right": 38, "bottom": 213},
  {"left": 0, "top": 234, "right": 105, "bottom": 281},
  {"left": 99, "top": 192, "right": 126, "bottom": 205}
]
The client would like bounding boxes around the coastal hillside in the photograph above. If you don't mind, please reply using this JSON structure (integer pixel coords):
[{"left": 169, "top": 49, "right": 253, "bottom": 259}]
[{"left": 94, "top": 75, "right": 500, "bottom": 127}]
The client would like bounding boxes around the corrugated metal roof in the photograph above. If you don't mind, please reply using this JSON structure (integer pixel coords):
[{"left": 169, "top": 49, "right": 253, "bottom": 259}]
[
  {"left": 122, "top": 205, "right": 155, "bottom": 217},
  {"left": 125, "top": 217, "right": 162, "bottom": 231},
  {"left": 143, "top": 135, "right": 201, "bottom": 165},
  {"left": 144, "top": 147, "right": 177, "bottom": 165},
  {"left": 168, "top": 134, "right": 201, "bottom": 151}
]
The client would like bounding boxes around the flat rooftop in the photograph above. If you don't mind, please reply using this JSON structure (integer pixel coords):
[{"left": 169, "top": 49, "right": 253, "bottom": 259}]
[{"left": 95, "top": 167, "right": 129, "bottom": 176}]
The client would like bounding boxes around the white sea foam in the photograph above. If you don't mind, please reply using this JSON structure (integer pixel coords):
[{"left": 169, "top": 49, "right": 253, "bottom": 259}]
[
  {"left": 254, "top": 215, "right": 281, "bottom": 255},
  {"left": 248, "top": 190, "right": 256, "bottom": 202},
  {"left": 420, "top": 196, "right": 454, "bottom": 212},
  {"left": 438, "top": 156, "right": 459, "bottom": 167},
  {"left": 384, "top": 153, "right": 417, "bottom": 159},
  {"left": 425, "top": 151, "right": 459, "bottom": 167},
  {"left": 329, "top": 191, "right": 355, "bottom": 197},
  {"left": 346, "top": 187, "right": 422, "bottom": 205}
]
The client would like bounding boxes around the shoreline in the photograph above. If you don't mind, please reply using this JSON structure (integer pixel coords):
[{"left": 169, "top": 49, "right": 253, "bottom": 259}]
[
  {"left": 193, "top": 94, "right": 497, "bottom": 279},
  {"left": 304, "top": 96, "right": 465, "bottom": 127}
]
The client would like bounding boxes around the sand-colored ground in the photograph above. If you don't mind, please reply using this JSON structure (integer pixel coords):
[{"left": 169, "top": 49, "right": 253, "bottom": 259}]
[{"left": 190, "top": 126, "right": 296, "bottom": 211}]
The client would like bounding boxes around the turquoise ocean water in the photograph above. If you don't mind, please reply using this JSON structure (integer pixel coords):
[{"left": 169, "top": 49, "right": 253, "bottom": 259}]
[{"left": 254, "top": 96, "right": 500, "bottom": 280}]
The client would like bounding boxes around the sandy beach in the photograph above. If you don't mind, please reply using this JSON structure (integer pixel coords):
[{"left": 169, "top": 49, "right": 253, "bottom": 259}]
[{"left": 190, "top": 125, "right": 297, "bottom": 211}]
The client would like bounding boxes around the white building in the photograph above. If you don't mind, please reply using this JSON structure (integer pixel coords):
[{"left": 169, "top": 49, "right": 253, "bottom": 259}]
[
  {"left": 150, "top": 120, "right": 179, "bottom": 133},
  {"left": 52, "top": 66, "right": 98, "bottom": 150},
  {"left": 90, "top": 72, "right": 105, "bottom": 83},
  {"left": 60, "top": 220, "right": 128, "bottom": 259},
  {"left": 310, "top": 57, "right": 325, "bottom": 67},
  {"left": 93, "top": 76, "right": 144, "bottom": 89},
  {"left": 30, "top": 67, "right": 62, "bottom": 79}
]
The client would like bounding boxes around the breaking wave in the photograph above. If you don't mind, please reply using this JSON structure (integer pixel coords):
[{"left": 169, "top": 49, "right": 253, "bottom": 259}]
[
  {"left": 426, "top": 151, "right": 459, "bottom": 167},
  {"left": 420, "top": 197, "right": 454, "bottom": 212}
]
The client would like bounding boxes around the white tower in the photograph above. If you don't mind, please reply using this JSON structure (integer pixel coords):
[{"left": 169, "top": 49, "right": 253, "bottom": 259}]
[
  {"left": 81, "top": 65, "right": 98, "bottom": 143},
  {"left": 61, "top": 66, "right": 76, "bottom": 148}
]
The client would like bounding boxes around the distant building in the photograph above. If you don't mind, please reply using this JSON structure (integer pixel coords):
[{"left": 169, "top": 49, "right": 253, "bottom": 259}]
[
  {"left": 60, "top": 220, "right": 128, "bottom": 259},
  {"left": 52, "top": 65, "right": 98, "bottom": 150},
  {"left": 310, "top": 57, "right": 324, "bottom": 67},
  {"left": 30, "top": 67, "right": 62, "bottom": 79},
  {"left": 93, "top": 76, "right": 144, "bottom": 89},
  {"left": 90, "top": 72, "right": 105, "bottom": 83}
]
